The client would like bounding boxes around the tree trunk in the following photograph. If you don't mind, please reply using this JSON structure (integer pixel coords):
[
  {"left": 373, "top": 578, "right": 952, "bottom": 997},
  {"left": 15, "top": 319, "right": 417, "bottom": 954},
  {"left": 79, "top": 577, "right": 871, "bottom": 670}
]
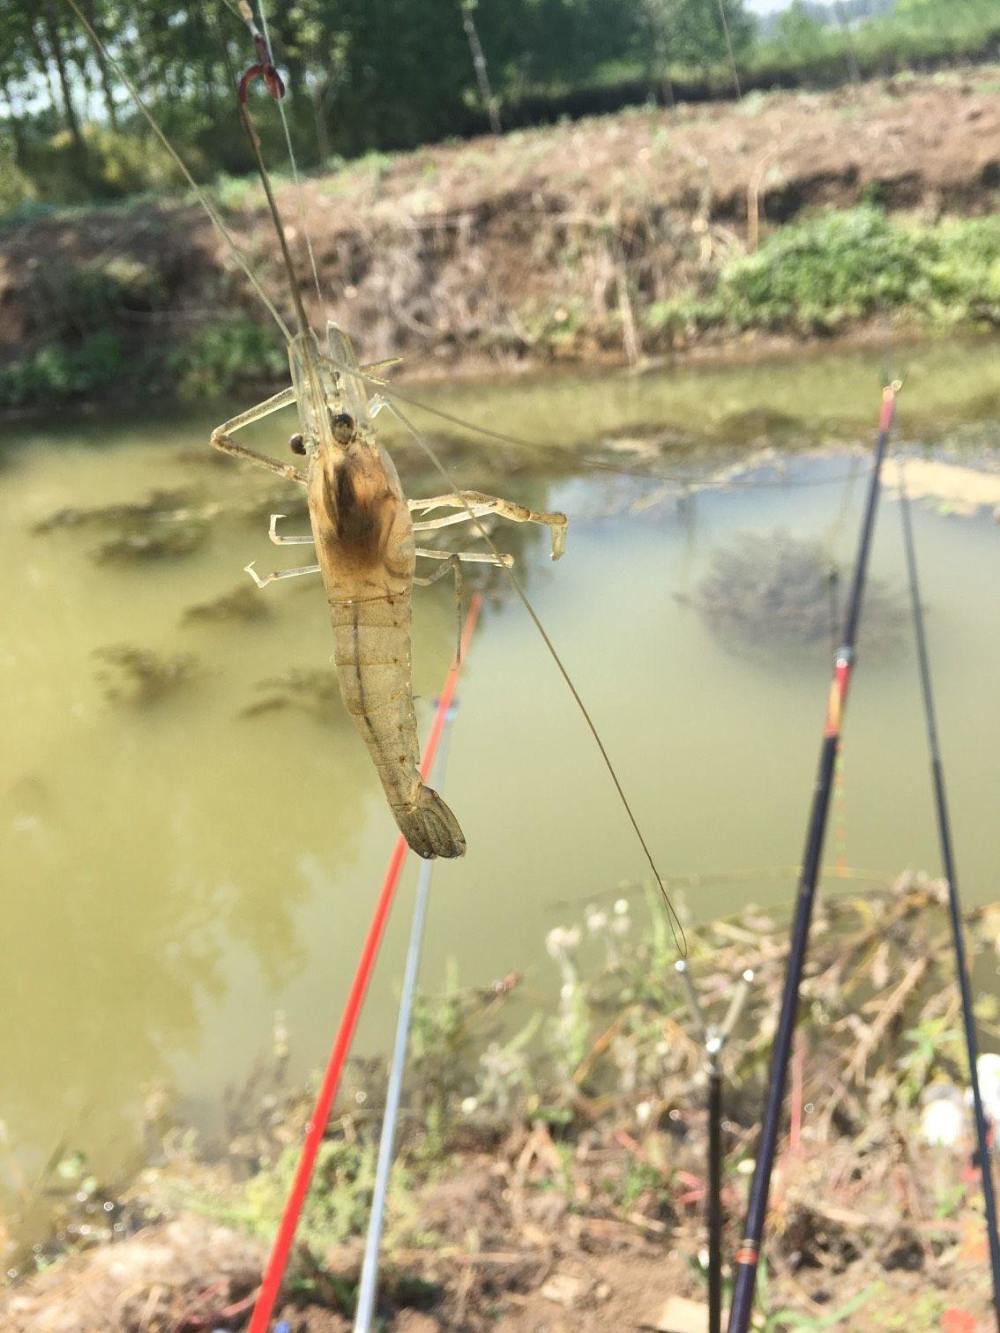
[
  {"left": 42, "top": 6, "right": 90, "bottom": 177},
  {"left": 28, "top": 21, "right": 61, "bottom": 116},
  {"left": 81, "top": 0, "right": 120, "bottom": 129},
  {"left": 459, "top": 2, "right": 501, "bottom": 135},
  {"left": 310, "top": 77, "right": 332, "bottom": 163}
]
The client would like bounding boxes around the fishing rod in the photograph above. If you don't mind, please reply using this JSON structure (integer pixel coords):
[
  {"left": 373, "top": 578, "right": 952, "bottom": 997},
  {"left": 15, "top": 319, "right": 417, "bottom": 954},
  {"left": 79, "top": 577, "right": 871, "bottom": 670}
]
[
  {"left": 676, "top": 960, "right": 753, "bottom": 1333},
  {"left": 898, "top": 467, "right": 1000, "bottom": 1330},
  {"left": 354, "top": 702, "right": 460, "bottom": 1333},
  {"left": 247, "top": 596, "right": 483, "bottom": 1333},
  {"left": 726, "top": 380, "right": 900, "bottom": 1333}
]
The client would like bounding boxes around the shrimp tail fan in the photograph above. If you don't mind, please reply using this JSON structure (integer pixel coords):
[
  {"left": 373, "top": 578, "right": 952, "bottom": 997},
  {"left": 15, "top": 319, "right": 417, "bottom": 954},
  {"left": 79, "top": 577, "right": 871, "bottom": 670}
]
[{"left": 395, "top": 786, "right": 466, "bottom": 859}]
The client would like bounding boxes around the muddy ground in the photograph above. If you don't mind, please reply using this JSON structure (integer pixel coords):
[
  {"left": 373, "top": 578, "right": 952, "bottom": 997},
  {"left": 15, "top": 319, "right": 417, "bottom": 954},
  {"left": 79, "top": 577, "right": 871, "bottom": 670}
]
[{"left": 1, "top": 68, "right": 998, "bottom": 385}]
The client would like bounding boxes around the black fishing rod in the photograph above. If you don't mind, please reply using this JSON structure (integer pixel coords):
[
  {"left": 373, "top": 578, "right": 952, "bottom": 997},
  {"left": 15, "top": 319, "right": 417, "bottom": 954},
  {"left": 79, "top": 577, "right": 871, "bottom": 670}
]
[
  {"left": 726, "top": 381, "right": 900, "bottom": 1333},
  {"left": 677, "top": 960, "right": 753, "bottom": 1333},
  {"left": 898, "top": 468, "right": 1000, "bottom": 1330}
]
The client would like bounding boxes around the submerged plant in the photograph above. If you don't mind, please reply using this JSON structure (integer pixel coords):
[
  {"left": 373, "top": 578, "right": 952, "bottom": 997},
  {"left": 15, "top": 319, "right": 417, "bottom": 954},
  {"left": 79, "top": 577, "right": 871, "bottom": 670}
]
[
  {"left": 182, "top": 583, "right": 271, "bottom": 624},
  {"left": 93, "top": 644, "right": 201, "bottom": 706},
  {"left": 33, "top": 487, "right": 210, "bottom": 562},
  {"left": 690, "top": 530, "right": 907, "bottom": 660},
  {"left": 241, "top": 668, "right": 345, "bottom": 722}
]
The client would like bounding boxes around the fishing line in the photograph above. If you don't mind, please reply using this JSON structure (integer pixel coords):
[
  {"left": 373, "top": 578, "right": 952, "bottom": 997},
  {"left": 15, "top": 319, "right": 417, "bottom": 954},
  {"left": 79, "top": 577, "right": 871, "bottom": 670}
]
[
  {"left": 65, "top": 0, "right": 879, "bottom": 501},
  {"left": 379, "top": 394, "right": 688, "bottom": 955},
  {"left": 335, "top": 363, "right": 887, "bottom": 490},
  {"left": 253, "top": 0, "right": 326, "bottom": 308},
  {"left": 63, "top": 0, "right": 293, "bottom": 345},
  {"left": 229, "top": 36, "right": 689, "bottom": 936},
  {"left": 898, "top": 461, "right": 1000, "bottom": 1329}
]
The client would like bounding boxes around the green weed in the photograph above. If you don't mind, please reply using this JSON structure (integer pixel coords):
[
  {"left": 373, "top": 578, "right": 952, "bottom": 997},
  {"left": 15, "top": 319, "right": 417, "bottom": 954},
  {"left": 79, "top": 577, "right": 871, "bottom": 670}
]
[
  {"left": 0, "top": 332, "right": 127, "bottom": 409},
  {"left": 171, "top": 318, "right": 286, "bottom": 399},
  {"left": 651, "top": 208, "right": 1000, "bottom": 339}
]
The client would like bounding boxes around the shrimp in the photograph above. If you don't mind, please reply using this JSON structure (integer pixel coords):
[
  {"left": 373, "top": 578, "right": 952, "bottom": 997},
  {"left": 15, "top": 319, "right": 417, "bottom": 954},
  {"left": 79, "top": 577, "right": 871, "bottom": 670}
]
[
  {"left": 64, "top": 0, "right": 681, "bottom": 939},
  {"left": 167, "top": 22, "right": 565, "bottom": 858},
  {"left": 230, "top": 320, "right": 566, "bottom": 858}
]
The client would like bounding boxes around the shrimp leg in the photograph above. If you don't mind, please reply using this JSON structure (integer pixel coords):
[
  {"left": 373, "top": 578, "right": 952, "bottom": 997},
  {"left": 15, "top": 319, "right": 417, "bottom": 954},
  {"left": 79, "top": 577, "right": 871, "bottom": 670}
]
[
  {"left": 413, "top": 555, "right": 465, "bottom": 663},
  {"left": 210, "top": 386, "right": 307, "bottom": 485},
  {"left": 245, "top": 561, "right": 321, "bottom": 588},
  {"left": 415, "top": 547, "right": 512, "bottom": 567},
  {"left": 268, "top": 514, "right": 314, "bottom": 545},
  {"left": 409, "top": 491, "right": 567, "bottom": 559}
]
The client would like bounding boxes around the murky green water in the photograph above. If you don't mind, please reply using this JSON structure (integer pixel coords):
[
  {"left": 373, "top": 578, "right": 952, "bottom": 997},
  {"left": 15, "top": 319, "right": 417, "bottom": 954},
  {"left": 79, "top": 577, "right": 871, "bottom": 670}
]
[{"left": 2, "top": 339, "right": 999, "bottom": 1238}]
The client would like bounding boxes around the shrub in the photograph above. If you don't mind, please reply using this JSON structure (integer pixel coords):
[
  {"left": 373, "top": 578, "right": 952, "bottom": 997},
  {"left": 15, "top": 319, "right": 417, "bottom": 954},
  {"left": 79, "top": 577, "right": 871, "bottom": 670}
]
[
  {"left": 22, "top": 125, "right": 206, "bottom": 206},
  {"left": 27, "top": 257, "right": 166, "bottom": 340},
  {"left": 723, "top": 207, "right": 923, "bottom": 332},
  {"left": 0, "top": 136, "right": 36, "bottom": 217},
  {"left": 654, "top": 208, "right": 1000, "bottom": 338},
  {"left": 170, "top": 318, "right": 286, "bottom": 399},
  {"left": 0, "top": 332, "right": 127, "bottom": 409}
]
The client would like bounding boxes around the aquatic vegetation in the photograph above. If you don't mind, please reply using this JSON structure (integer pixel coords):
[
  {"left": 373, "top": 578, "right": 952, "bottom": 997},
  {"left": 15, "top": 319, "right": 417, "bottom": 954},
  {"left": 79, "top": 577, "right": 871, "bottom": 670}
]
[
  {"left": 33, "top": 489, "right": 194, "bottom": 534},
  {"left": 93, "top": 519, "right": 208, "bottom": 563},
  {"left": 182, "top": 583, "right": 272, "bottom": 625},
  {"left": 33, "top": 488, "right": 212, "bottom": 562},
  {"left": 92, "top": 644, "right": 201, "bottom": 706},
  {"left": 688, "top": 529, "right": 907, "bottom": 658},
  {"left": 240, "top": 668, "right": 345, "bottom": 722}
]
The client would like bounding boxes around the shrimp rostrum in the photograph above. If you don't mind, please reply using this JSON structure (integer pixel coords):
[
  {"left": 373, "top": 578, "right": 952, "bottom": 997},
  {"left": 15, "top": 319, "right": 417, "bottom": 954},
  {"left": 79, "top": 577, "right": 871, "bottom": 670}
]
[{"left": 219, "top": 322, "right": 567, "bottom": 858}]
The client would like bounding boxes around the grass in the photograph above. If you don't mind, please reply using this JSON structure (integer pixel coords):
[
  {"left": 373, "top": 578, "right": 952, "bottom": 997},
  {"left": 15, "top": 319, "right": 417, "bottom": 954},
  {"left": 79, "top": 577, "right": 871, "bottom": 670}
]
[
  {"left": 648, "top": 207, "right": 1000, "bottom": 338},
  {"left": 170, "top": 317, "right": 287, "bottom": 400},
  {"left": 0, "top": 316, "right": 286, "bottom": 412},
  {"left": 0, "top": 332, "right": 126, "bottom": 410}
]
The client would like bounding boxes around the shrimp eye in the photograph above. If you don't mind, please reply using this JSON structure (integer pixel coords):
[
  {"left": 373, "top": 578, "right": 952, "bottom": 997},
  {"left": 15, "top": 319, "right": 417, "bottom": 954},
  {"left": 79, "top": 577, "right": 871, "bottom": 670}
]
[
  {"left": 331, "top": 412, "right": 355, "bottom": 445},
  {"left": 289, "top": 433, "right": 306, "bottom": 455}
]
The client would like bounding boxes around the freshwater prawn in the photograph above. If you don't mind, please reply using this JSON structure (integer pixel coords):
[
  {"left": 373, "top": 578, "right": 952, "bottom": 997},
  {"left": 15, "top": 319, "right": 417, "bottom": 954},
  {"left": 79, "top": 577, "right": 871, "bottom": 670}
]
[
  {"left": 227, "top": 311, "right": 565, "bottom": 857},
  {"left": 66, "top": 0, "right": 682, "bottom": 939},
  {"left": 204, "top": 30, "right": 568, "bottom": 858}
]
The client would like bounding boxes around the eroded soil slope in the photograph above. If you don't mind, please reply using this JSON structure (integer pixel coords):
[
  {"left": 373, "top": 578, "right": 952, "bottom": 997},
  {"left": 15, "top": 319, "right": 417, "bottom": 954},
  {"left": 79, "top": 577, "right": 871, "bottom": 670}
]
[{"left": 1, "top": 69, "right": 998, "bottom": 381}]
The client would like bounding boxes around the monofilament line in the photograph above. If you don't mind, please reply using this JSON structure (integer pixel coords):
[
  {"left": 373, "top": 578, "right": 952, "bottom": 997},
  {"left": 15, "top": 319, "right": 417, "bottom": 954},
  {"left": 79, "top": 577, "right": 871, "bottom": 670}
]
[
  {"left": 63, "top": 0, "right": 293, "bottom": 346},
  {"left": 378, "top": 395, "right": 687, "bottom": 955},
  {"left": 254, "top": 0, "right": 326, "bottom": 308}
]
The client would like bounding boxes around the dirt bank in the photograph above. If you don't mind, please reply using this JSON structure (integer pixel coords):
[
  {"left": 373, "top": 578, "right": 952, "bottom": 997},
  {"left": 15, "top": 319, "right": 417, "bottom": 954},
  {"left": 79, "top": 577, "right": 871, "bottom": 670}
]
[{"left": 1, "top": 68, "right": 998, "bottom": 396}]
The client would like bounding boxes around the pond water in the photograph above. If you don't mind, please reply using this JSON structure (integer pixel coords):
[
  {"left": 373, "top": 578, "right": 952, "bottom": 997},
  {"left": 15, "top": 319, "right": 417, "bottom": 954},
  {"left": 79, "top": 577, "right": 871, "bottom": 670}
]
[{"left": 2, "top": 338, "right": 999, "bottom": 1238}]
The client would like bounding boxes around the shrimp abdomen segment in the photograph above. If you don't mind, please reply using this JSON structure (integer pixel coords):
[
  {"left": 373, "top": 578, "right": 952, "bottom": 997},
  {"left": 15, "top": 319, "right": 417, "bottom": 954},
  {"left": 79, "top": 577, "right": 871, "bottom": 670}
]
[{"left": 329, "top": 591, "right": 465, "bottom": 858}]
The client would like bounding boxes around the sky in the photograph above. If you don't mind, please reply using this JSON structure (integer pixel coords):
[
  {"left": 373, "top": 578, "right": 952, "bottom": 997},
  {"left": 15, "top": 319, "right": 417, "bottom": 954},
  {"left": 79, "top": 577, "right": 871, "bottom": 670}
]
[{"left": 747, "top": 0, "right": 842, "bottom": 12}]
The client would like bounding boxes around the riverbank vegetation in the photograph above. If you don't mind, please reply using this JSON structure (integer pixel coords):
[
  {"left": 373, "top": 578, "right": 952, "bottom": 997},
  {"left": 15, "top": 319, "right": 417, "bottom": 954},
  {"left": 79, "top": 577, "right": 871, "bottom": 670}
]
[
  {"left": 651, "top": 208, "right": 1000, "bottom": 340},
  {"left": 3, "top": 874, "right": 998, "bottom": 1330},
  {"left": 1, "top": 66, "right": 998, "bottom": 415}
]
